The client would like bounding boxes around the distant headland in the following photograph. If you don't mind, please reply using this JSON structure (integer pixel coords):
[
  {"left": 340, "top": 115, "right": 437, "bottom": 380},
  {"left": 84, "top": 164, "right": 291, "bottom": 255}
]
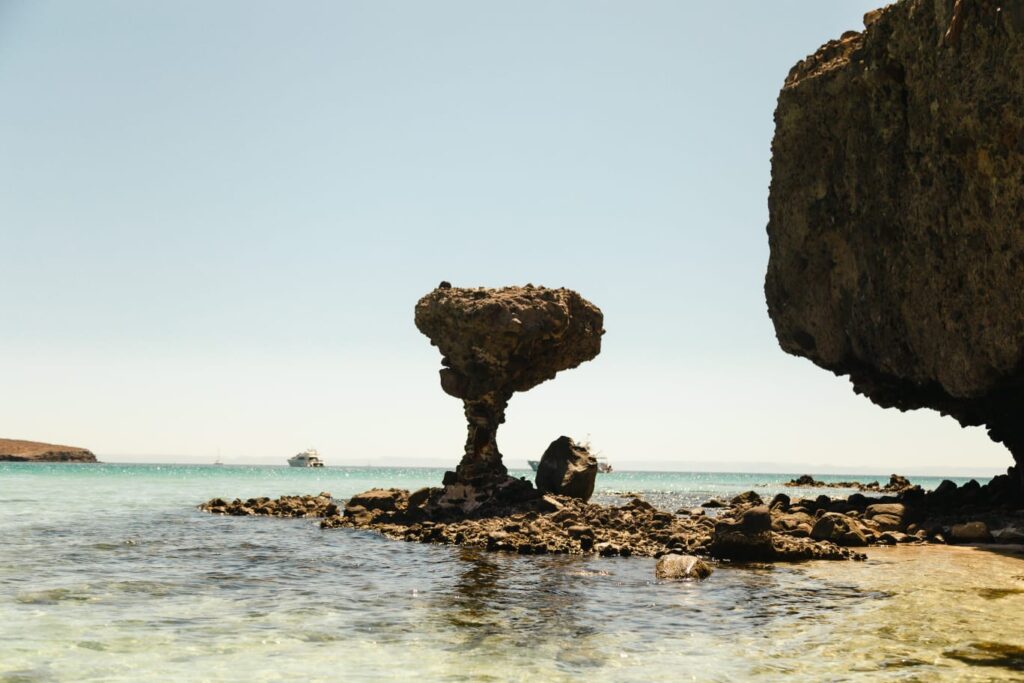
[{"left": 0, "top": 438, "right": 98, "bottom": 463}]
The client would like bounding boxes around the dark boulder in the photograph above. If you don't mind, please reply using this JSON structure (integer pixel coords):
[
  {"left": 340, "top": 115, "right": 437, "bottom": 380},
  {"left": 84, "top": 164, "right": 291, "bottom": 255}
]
[{"left": 534, "top": 436, "right": 598, "bottom": 501}]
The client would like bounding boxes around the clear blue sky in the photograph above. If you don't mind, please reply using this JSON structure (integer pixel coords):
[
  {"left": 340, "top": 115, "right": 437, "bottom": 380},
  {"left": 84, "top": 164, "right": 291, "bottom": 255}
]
[{"left": 0, "top": 0, "right": 1009, "bottom": 474}]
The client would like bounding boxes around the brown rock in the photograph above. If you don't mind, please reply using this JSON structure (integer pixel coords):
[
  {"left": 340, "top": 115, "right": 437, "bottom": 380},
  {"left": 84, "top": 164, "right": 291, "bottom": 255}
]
[{"left": 765, "top": 0, "right": 1024, "bottom": 498}]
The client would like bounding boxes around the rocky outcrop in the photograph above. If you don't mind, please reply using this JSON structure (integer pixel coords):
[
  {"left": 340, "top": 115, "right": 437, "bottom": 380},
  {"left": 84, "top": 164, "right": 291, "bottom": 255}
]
[
  {"left": 765, "top": 0, "right": 1024, "bottom": 500},
  {"left": 200, "top": 493, "right": 336, "bottom": 518},
  {"left": 415, "top": 284, "right": 603, "bottom": 492},
  {"left": 785, "top": 474, "right": 915, "bottom": 494},
  {"left": 319, "top": 492, "right": 859, "bottom": 561},
  {"left": 534, "top": 436, "right": 598, "bottom": 501},
  {"left": 0, "top": 438, "right": 97, "bottom": 463}
]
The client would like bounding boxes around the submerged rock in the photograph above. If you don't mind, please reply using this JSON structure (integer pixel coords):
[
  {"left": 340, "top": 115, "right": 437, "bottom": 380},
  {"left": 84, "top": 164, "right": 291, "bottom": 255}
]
[
  {"left": 655, "top": 554, "right": 713, "bottom": 581},
  {"left": 414, "top": 284, "right": 604, "bottom": 493},
  {"left": 534, "top": 436, "right": 598, "bottom": 501},
  {"left": 765, "top": 0, "right": 1024, "bottom": 501}
]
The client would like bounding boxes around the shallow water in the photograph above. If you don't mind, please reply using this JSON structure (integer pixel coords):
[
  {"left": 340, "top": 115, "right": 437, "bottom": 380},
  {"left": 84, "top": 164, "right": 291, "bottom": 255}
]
[{"left": 1, "top": 464, "right": 1021, "bottom": 682}]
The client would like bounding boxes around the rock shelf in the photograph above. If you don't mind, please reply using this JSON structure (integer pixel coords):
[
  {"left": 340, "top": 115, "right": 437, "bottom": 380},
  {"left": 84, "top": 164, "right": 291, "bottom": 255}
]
[{"left": 200, "top": 473, "right": 1024, "bottom": 563}]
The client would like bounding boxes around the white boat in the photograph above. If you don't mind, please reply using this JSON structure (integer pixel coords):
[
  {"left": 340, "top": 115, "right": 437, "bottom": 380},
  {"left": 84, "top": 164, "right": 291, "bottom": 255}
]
[{"left": 288, "top": 448, "right": 325, "bottom": 468}]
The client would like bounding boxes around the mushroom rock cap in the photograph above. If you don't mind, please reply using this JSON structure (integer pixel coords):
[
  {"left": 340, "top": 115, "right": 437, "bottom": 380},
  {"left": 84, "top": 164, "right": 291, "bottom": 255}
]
[{"left": 414, "top": 284, "right": 604, "bottom": 400}]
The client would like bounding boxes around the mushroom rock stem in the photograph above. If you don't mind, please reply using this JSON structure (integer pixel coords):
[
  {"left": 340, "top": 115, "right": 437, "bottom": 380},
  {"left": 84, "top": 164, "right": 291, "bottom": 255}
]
[{"left": 457, "top": 392, "right": 511, "bottom": 484}]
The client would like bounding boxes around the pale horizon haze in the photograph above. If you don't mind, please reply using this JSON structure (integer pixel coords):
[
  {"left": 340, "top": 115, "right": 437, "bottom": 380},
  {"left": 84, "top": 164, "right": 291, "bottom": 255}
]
[{"left": 1, "top": 0, "right": 1009, "bottom": 476}]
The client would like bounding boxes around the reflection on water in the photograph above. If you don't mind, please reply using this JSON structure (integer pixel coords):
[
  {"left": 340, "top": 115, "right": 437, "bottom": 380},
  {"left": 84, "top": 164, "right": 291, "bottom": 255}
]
[{"left": 0, "top": 464, "right": 1022, "bottom": 681}]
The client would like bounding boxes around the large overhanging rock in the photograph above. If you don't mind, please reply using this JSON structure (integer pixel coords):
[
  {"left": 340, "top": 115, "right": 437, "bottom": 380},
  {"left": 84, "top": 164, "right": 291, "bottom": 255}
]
[
  {"left": 415, "top": 284, "right": 604, "bottom": 488},
  {"left": 765, "top": 0, "right": 1024, "bottom": 495}
]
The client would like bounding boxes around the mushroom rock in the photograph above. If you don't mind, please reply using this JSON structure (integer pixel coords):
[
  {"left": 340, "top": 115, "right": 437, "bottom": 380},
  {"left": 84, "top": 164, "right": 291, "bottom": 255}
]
[
  {"left": 765, "top": 0, "right": 1024, "bottom": 502},
  {"left": 415, "top": 284, "right": 604, "bottom": 490}
]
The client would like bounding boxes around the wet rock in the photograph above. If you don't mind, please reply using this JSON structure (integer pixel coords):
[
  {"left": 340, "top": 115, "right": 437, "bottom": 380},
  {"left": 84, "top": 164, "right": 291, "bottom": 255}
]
[
  {"left": 810, "top": 513, "right": 868, "bottom": 547},
  {"left": 765, "top": 0, "right": 1024, "bottom": 500},
  {"left": 534, "top": 436, "right": 598, "bottom": 501},
  {"left": 701, "top": 498, "right": 729, "bottom": 508},
  {"left": 415, "top": 284, "right": 603, "bottom": 489},
  {"left": 950, "top": 521, "right": 993, "bottom": 544},
  {"left": 655, "top": 554, "right": 713, "bottom": 581},
  {"left": 769, "top": 493, "right": 790, "bottom": 511}
]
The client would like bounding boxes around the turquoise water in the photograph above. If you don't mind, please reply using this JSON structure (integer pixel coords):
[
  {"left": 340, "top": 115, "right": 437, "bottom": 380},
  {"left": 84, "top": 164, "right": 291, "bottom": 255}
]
[{"left": 2, "top": 464, "right": 1022, "bottom": 682}]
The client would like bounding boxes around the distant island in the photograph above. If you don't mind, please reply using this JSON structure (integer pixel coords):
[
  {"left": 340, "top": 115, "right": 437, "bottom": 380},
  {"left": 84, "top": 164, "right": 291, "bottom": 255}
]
[{"left": 0, "top": 438, "right": 98, "bottom": 463}]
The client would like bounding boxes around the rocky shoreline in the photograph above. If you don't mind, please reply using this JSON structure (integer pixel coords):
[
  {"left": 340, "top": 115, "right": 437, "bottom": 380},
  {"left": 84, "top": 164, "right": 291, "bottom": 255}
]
[{"left": 199, "top": 470, "right": 1024, "bottom": 565}]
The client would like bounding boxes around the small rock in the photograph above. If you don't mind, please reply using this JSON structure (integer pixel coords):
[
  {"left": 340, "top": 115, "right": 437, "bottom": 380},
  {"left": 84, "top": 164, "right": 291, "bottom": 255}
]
[{"left": 655, "top": 554, "right": 713, "bottom": 580}]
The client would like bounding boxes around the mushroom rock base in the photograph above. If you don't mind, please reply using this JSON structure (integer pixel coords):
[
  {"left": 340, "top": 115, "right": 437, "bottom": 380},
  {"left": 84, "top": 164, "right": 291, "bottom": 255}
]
[
  {"left": 535, "top": 436, "right": 598, "bottom": 502},
  {"left": 765, "top": 0, "right": 1024, "bottom": 499}
]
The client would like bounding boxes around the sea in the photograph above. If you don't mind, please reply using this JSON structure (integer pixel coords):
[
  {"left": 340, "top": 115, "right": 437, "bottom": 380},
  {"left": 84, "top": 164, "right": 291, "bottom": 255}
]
[{"left": 2, "top": 464, "right": 1023, "bottom": 682}]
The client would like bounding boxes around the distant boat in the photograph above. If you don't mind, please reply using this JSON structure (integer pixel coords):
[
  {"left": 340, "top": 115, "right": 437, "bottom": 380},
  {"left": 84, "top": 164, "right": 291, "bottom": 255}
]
[{"left": 288, "top": 448, "right": 325, "bottom": 468}]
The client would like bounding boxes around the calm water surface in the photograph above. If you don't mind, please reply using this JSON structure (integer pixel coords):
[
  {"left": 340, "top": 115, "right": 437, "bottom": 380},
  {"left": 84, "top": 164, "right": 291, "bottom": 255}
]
[{"left": 1, "top": 464, "right": 1022, "bottom": 682}]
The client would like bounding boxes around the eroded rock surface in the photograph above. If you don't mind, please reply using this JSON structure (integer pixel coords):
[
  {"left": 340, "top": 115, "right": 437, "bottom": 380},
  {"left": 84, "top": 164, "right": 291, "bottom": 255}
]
[
  {"left": 765, "top": 0, "right": 1024, "bottom": 499},
  {"left": 415, "top": 284, "right": 603, "bottom": 490}
]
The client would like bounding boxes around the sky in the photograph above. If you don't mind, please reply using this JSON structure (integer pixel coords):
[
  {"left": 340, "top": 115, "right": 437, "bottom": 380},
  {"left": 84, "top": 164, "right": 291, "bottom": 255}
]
[{"left": 0, "top": 0, "right": 1010, "bottom": 475}]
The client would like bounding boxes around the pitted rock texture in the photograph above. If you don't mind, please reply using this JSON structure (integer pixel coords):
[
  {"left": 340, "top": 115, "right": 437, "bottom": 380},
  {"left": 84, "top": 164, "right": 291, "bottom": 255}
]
[
  {"left": 765, "top": 0, "right": 1024, "bottom": 490},
  {"left": 415, "top": 284, "right": 603, "bottom": 486}
]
